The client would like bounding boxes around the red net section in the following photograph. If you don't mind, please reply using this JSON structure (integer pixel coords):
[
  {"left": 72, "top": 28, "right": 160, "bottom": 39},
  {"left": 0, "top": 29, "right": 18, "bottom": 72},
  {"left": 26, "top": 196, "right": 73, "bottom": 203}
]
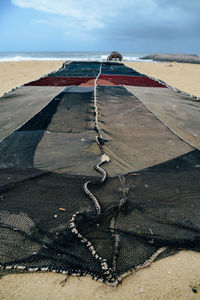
[
  {"left": 80, "top": 78, "right": 117, "bottom": 86},
  {"left": 99, "top": 75, "right": 167, "bottom": 87},
  {"left": 24, "top": 75, "right": 166, "bottom": 87},
  {"left": 24, "top": 76, "right": 95, "bottom": 87}
]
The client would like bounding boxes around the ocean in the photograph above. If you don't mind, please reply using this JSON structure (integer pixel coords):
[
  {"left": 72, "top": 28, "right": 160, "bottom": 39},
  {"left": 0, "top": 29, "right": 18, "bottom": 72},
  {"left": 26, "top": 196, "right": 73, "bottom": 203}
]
[{"left": 0, "top": 51, "right": 151, "bottom": 62}]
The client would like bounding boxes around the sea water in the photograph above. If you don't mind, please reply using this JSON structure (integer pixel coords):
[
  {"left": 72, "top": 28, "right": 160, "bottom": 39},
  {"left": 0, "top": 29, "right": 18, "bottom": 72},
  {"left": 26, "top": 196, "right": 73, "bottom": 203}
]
[{"left": 0, "top": 51, "right": 151, "bottom": 62}]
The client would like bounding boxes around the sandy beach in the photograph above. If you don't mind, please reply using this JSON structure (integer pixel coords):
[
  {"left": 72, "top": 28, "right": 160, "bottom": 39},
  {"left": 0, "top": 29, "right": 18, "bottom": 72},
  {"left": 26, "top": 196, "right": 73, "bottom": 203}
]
[
  {"left": 0, "top": 61, "right": 64, "bottom": 97},
  {"left": 0, "top": 60, "right": 199, "bottom": 98},
  {"left": 124, "top": 61, "right": 200, "bottom": 98},
  {"left": 0, "top": 60, "right": 200, "bottom": 300}
]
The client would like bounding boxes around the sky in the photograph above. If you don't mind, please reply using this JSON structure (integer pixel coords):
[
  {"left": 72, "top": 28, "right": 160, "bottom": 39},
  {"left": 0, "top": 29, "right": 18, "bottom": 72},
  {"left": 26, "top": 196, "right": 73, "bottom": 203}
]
[{"left": 0, "top": 0, "right": 199, "bottom": 53}]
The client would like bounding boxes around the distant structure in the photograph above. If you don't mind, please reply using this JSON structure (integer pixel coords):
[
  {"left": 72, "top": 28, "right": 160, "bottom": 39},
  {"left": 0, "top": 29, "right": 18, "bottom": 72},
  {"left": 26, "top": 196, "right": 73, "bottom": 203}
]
[{"left": 107, "top": 51, "right": 123, "bottom": 61}]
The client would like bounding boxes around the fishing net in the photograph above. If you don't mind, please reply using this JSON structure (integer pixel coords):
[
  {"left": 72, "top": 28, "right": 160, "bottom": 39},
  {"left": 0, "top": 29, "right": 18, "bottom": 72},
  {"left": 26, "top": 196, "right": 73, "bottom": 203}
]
[{"left": 0, "top": 61, "right": 200, "bottom": 285}]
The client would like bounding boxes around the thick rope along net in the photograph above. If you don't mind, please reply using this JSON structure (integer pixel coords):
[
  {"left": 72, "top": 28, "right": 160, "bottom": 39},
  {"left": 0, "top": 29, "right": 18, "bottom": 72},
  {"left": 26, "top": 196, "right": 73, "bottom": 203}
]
[{"left": 0, "top": 61, "right": 200, "bottom": 285}]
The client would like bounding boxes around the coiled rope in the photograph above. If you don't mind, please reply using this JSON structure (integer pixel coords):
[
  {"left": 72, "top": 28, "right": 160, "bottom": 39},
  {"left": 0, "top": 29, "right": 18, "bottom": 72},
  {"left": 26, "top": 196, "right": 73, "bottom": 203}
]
[{"left": 70, "top": 63, "right": 113, "bottom": 282}]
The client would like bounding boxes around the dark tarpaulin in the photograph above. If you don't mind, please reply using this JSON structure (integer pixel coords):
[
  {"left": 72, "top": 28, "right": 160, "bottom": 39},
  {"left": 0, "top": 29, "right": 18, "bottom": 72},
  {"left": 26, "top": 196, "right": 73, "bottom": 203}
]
[{"left": 0, "top": 61, "right": 200, "bottom": 285}]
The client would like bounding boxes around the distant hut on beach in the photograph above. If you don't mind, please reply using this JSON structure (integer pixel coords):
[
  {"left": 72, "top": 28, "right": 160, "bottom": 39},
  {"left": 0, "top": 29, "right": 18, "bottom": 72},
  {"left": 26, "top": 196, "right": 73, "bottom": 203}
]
[{"left": 107, "top": 51, "right": 123, "bottom": 61}]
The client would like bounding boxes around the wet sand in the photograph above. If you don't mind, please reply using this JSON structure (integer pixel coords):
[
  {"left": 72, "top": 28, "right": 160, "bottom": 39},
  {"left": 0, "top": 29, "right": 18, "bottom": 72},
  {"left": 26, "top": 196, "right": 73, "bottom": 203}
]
[{"left": 0, "top": 60, "right": 200, "bottom": 300}]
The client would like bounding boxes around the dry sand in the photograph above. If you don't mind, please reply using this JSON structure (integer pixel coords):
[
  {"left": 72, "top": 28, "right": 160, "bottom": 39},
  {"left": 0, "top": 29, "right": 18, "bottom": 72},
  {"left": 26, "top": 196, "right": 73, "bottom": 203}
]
[
  {"left": 0, "top": 60, "right": 199, "bottom": 98},
  {"left": 0, "top": 60, "right": 64, "bottom": 97},
  {"left": 0, "top": 60, "right": 200, "bottom": 300},
  {"left": 124, "top": 61, "right": 200, "bottom": 98}
]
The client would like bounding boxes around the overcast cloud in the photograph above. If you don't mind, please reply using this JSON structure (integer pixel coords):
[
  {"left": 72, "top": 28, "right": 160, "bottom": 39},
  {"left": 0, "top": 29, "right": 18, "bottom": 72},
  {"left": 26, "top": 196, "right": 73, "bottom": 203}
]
[{"left": 1, "top": 0, "right": 199, "bottom": 52}]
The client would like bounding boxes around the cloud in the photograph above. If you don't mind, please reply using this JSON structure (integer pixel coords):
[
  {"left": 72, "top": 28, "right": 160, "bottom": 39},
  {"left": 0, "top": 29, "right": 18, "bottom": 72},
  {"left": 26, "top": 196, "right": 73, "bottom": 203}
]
[
  {"left": 33, "top": 19, "right": 49, "bottom": 25},
  {"left": 11, "top": 0, "right": 167, "bottom": 30},
  {"left": 11, "top": 0, "right": 116, "bottom": 29},
  {"left": 11, "top": 0, "right": 200, "bottom": 45}
]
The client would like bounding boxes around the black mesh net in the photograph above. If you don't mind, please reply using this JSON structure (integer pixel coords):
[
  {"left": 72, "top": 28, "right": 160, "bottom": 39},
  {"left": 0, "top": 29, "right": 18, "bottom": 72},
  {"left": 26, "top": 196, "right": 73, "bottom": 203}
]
[
  {"left": 0, "top": 61, "right": 200, "bottom": 285},
  {"left": 48, "top": 61, "right": 144, "bottom": 77}
]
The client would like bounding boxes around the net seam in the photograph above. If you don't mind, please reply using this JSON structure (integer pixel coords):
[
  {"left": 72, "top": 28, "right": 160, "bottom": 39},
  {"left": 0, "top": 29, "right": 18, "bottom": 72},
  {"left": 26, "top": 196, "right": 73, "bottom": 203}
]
[{"left": 125, "top": 86, "right": 199, "bottom": 151}]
